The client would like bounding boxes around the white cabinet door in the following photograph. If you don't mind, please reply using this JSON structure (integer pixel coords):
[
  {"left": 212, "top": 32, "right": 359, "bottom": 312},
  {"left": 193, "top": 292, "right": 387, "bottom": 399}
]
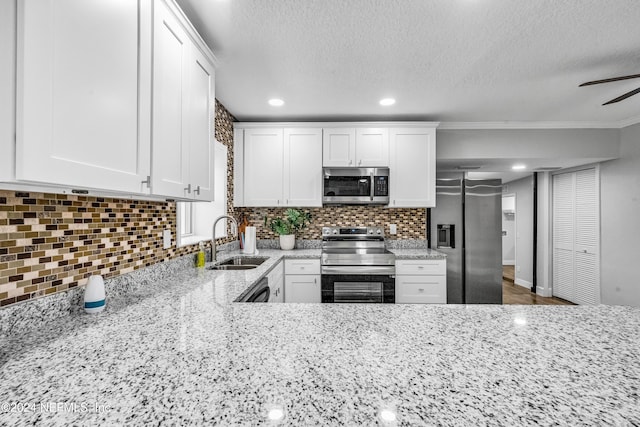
[
  {"left": 151, "top": 1, "right": 190, "bottom": 198},
  {"left": 188, "top": 46, "right": 215, "bottom": 201},
  {"left": 284, "top": 128, "right": 322, "bottom": 207},
  {"left": 244, "top": 128, "right": 284, "bottom": 206},
  {"left": 389, "top": 128, "right": 436, "bottom": 207},
  {"left": 285, "top": 275, "right": 321, "bottom": 303},
  {"left": 0, "top": 0, "right": 15, "bottom": 181},
  {"left": 355, "top": 128, "right": 389, "bottom": 166},
  {"left": 322, "top": 128, "right": 356, "bottom": 166},
  {"left": 16, "top": 0, "right": 151, "bottom": 193},
  {"left": 396, "top": 276, "right": 446, "bottom": 304},
  {"left": 267, "top": 261, "right": 284, "bottom": 303}
]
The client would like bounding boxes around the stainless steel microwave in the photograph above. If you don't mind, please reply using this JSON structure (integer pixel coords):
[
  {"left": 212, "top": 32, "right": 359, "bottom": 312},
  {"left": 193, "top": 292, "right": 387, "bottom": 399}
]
[{"left": 322, "top": 167, "right": 389, "bottom": 205}]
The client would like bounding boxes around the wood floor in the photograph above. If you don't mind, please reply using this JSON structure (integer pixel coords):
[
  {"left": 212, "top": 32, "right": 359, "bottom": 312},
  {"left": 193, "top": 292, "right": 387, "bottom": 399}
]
[{"left": 502, "top": 265, "right": 573, "bottom": 305}]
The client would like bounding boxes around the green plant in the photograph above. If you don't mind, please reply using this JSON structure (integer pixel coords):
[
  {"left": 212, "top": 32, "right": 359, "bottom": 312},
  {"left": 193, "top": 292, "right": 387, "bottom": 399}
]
[{"left": 264, "top": 208, "right": 312, "bottom": 236}]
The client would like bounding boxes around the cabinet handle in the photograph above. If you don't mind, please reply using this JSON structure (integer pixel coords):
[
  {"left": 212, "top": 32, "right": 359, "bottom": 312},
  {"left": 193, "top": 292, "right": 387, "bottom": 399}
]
[
  {"left": 418, "top": 288, "right": 424, "bottom": 292},
  {"left": 277, "top": 199, "right": 280, "bottom": 205},
  {"left": 359, "top": 159, "right": 362, "bottom": 166},
  {"left": 194, "top": 185, "right": 201, "bottom": 196},
  {"left": 286, "top": 199, "right": 289, "bottom": 205},
  {"left": 184, "top": 184, "right": 192, "bottom": 194},
  {"left": 141, "top": 175, "right": 151, "bottom": 189},
  {"left": 314, "top": 278, "right": 317, "bottom": 284},
  {"left": 417, "top": 266, "right": 424, "bottom": 269},
  {"left": 348, "top": 159, "right": 352, "bottom": 166}
]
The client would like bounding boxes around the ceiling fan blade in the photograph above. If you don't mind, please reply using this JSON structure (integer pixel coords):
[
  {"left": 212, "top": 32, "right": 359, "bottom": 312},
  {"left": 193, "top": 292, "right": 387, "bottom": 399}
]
[
  {"left": 603, "top": 87, "right": 640, "bottom": 105},
  {"left": 580, "top": 73, "right": 640, "bottom": 87}
]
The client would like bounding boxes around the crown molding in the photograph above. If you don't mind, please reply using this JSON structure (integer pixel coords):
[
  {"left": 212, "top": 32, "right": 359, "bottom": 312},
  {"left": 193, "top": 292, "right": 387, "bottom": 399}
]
[
  {"left": 437, "top": 121, "right": 620, "bottom": 130},
  {"left": 616, "top": 114, "right": 640, "bottom": 129}
]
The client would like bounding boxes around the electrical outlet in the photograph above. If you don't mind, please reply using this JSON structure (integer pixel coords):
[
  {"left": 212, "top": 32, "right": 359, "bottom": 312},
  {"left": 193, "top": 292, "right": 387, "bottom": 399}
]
[
  {"left": 389, "top": 224, "right": 397, "bottom": 235},
  {"left": 163, "top": 229, "right": 172, "bottom": 249}
]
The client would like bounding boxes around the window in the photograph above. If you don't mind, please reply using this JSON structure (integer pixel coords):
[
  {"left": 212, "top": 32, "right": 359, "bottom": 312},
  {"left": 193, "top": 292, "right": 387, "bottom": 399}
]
[{"left": 177, "top": 140, "right": 228, "bottom": 247}]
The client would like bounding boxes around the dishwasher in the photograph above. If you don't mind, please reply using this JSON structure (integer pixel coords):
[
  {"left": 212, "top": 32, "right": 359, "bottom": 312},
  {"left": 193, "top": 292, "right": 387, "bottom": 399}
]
[{"left": 236, "top": 277, "right": 270, "bottom": 302}]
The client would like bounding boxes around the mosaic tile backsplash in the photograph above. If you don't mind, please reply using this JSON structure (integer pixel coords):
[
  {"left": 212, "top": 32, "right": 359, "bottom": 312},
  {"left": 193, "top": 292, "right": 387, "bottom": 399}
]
[
  {"left": 0, "top": 100, "right": 237, "bottom": 308},
  {"left": 236, "top": 206, "right": 427, "bottom": 240}
]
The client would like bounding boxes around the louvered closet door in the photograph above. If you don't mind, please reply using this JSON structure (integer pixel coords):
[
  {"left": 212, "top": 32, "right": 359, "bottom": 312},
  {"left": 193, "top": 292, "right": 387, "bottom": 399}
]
[
  {"left": 573, "top": 168, "right": 599, "bottom": 304},
  {"left": 553, "top": 173, "right": 575, "bottom": 302},
  {"left": 552, "top": 168, "right": 600, "bottom": 304}
]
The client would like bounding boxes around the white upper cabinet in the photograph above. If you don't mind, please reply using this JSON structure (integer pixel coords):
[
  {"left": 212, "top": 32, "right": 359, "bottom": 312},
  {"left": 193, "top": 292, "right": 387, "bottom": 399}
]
[
  {"left": 0, "top": 0, "right": 15, "bottom": 182},
  {"left": 355, "top": 128, "right": 389, "bottom": 166},
  {"left": 15, "top": 0, "right": 152, "bottom": 193},
  {"left": 243, "top": 128, "right": 285, "bottom": 206},
  {"left": 389, "top": 128, "right": 436, "bottom": 207},
  {"left": 237, "top": 127, "right": 322, "bottom": 207},
  {"left": 152, "top": 0, "right": 215, "bottom": 201},
  {"left": 284, "top": 128, "right": 322, "bottom": 207},
  {"left": 323, "top": 127, "right": 389, "bottom": 167},
  {"left": 322, "top": 128, "right": 356, "bottom": 166}
]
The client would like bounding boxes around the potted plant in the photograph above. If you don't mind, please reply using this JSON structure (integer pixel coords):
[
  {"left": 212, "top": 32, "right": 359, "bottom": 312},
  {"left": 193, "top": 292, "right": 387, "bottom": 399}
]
[{"left": 264, "top": 208, "right": 312, "bottom": 250}]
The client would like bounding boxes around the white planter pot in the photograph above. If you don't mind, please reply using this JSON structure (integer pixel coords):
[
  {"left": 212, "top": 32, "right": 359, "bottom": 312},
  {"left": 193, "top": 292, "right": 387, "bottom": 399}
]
[{"left": 279, "top": 234, "right": 295, "bottom": 250}]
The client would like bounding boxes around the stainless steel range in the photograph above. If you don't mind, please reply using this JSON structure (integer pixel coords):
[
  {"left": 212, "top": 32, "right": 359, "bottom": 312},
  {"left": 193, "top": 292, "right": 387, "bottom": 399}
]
[{"left": 321, "top": 226, "right": 396, "bottom": 303}]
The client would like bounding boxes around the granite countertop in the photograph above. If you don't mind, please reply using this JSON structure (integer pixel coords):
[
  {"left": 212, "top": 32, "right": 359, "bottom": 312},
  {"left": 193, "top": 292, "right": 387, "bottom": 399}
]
[
  {"left": 1, "top": 248, "right": 639, "bottom": 426},
  {"left": 389, "top": 248, "right": 446, "bottom": 260}
]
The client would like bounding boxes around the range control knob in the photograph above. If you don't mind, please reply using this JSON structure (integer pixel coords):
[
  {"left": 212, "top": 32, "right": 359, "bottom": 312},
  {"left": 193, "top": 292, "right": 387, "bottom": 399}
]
[
  {"left": 333, "top": 229, "right": 338, "bottom": 235},
  {"left": 368, "top": 229, "right": 374, "bottom": 234},
  {"left": 377, "top": 229, "right": 382, "bottom": 235}
]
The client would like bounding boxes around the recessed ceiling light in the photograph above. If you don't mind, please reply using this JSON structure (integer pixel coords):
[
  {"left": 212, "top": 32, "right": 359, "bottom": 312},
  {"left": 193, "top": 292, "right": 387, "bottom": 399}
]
[
  {"left": 379, "top": 408, "right": 397, "bottom": 422},
  {"left": 512, "top": 164, "right": 526, "bottom": 170},
  {"left": 379, "top": 98, "right": 396, "bottom": 106},
  {"left": 267, "top": 407, "right": 285, "bottom": 421},
  {"left": 268, "top": 98, "right": 284, "bottom": 107}
]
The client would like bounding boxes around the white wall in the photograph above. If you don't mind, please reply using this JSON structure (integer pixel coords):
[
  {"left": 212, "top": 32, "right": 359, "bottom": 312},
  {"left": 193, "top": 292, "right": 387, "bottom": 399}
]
[
  {"left": 503, "top": 176, "right": 534, "bottom": 288},
  {"left": 600, "top": 123, "right": 640, "bottom": 306},
  {"left": 437, "top": 128, "right": 620, "bottom": 162}
]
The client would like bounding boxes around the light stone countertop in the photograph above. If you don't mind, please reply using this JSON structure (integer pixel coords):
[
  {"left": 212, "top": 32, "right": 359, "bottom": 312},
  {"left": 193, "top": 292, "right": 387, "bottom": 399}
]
[{"left": 0, "top": 248, "right": 639, "bottom": 426}]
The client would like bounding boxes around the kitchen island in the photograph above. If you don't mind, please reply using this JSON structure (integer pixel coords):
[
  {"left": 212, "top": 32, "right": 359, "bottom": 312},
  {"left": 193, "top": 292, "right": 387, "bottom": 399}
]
[{"left": 1, "top": 249, "right": 638, "bottom": 426}]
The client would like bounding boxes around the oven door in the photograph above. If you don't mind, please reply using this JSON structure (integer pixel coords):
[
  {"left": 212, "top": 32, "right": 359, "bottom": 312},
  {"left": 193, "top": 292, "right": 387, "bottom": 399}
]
[{"left": 321, "top": 266, "right": 395, "bottom": 303}]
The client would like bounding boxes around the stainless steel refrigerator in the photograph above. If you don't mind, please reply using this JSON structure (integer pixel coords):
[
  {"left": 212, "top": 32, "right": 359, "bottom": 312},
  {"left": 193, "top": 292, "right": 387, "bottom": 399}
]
[{"left": 429, "top": 175, "right": 503, "bottom": 304}]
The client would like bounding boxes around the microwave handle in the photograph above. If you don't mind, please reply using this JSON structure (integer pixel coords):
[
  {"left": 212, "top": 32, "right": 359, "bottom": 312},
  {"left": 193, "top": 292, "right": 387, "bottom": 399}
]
[{"left": 370, "top": 172, "right": 374, "bottom": 201}]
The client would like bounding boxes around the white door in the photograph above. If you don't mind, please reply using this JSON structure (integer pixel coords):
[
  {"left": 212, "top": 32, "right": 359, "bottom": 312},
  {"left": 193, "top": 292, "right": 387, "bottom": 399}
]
[
  {"left": 243, "top": 128, "right": 284, "bottom": 206},
  {"left": 151, "top": 1, "right": 190, "bottom": 198},
  {"left": 552, "top": 167, "right": 600, "bottom": 304},
  {"left": 188, "top": 46, "right": 215, "bottom": 201},
  {"left": 16, "top": 0, "right": 151, "bottom": 193},
  {"left": 355, "top": 128, "right": 389, "bottom": 167},
  {"left": 388, "top": 128, "right": 436, "bottom": 207},
  {"left": 322, "top": 128, "right": 356, "bottom": 166},
  {"left": 284, "top": 128, "right": 322, "bottom": 207},
  {"left": 285, "top": 275, "right": 321, "bottom": 303}
]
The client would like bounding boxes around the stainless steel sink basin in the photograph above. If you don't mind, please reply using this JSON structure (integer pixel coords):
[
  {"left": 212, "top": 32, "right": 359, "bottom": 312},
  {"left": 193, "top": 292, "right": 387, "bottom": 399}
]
[
  {"left": 210, "top": 264, "right": 257, "bottom": 271},
  {"left": 208, "top": 256, "right": 269, "bottom": 271}
]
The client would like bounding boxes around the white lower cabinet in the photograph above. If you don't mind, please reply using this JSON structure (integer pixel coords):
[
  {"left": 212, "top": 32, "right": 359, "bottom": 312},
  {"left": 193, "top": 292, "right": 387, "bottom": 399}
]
[
  {"left": 267, "top": 261, "right": 284, "bottom": 303},
  {"left": 284, "top": 259, "right": 321, "bottom": 303},
  {"left": 395, "top": 259, "right": 446, "bottom": 303}
]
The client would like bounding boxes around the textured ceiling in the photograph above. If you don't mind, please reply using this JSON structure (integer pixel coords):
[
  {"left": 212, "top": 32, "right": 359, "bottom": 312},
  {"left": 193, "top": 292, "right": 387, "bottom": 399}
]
[{"left": 176, "top": 0, "right": 640, "bottom": 124}]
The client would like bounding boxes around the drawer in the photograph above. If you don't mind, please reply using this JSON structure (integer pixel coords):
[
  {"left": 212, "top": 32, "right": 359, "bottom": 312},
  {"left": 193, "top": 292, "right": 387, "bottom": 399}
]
[
  {"left": 396, "top": 259, "right": 446, "bottom": 276},
  {"left": 395, "top": 275, "right": 446, "bottom": 304},
  {"left": 284, "top": 258, "right": 321, "bottom": 275}
]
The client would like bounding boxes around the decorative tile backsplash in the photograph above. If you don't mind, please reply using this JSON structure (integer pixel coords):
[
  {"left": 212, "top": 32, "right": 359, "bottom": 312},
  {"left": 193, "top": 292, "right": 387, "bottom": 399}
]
[
  {"left": 236, "top": 206, "right": 427, "bottom": 240},
  {"left": 0, "top": 100, "right": 237, "bottom": 308}
]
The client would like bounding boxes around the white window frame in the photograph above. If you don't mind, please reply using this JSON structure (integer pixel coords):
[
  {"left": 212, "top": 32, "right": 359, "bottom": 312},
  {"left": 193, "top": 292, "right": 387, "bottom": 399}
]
[{"left": 177, "top": 140, "right": 228, "bottom": 247}]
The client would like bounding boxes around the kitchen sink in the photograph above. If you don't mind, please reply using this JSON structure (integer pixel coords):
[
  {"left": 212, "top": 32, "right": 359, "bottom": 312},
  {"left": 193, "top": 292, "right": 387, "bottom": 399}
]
[{"left": 208, "top": 256, "right": 269, "bottom": 271}]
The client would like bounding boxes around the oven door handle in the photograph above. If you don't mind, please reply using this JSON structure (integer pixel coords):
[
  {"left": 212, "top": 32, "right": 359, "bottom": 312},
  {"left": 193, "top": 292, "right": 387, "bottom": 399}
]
[{"left": 321, "top": 265, "right": 395, "bottom": 275}]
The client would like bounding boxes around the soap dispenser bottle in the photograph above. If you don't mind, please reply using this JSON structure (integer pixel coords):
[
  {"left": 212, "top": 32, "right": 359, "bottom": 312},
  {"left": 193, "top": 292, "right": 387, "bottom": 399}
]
[{"left": 196, "top": 241, "right": 206, "bottom": 268}]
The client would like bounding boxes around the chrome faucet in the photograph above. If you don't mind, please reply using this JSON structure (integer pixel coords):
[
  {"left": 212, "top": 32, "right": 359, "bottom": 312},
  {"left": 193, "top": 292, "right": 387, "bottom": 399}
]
[{"left": 212, "top": 215, "right": 238, "bottom": 263}]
